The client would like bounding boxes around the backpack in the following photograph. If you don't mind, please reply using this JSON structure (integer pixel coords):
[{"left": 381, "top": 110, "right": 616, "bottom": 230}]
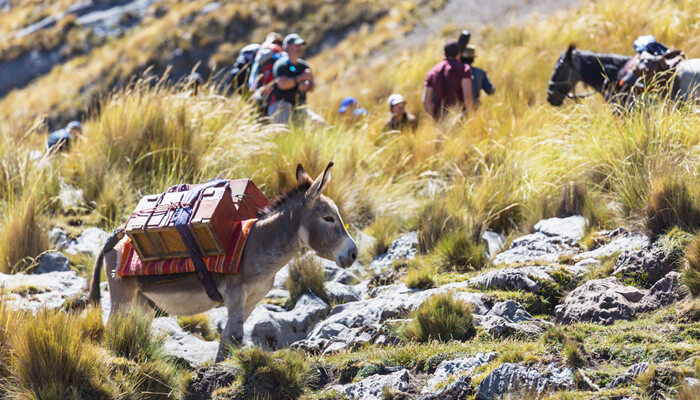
[
  {"left": 229, "top": 43, "right": 261, "bottom": 91},
  {"left": 249, "top": 44, "right": 284, "bottom": 91}
]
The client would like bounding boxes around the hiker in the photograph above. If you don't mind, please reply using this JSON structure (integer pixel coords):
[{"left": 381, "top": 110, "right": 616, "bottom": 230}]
[
  {"left": 383, "top": 94, "right": 418, "bottom": 131},
  {"left": 338, "top": 97, "right": 369, "bottom": 118},
  {"left": 248, "top": 32, "right": 285, "bottom": 92},
  {"left": 422, "top": 40, "right": 474, "bottom": 119},
  {"left": 618, "top": 34, "right": 684, "bottom": 95},
  {"left": 461, "top": 45, "right": 494, "bottom": 106},
  {"left": 268, "top": 34, "right": 325, "bottom": 125},
  {"left": 229, "top": 43, "right": 261, "bottom": 91},
  {"left": 47, "top": 121, "right": 82, "bottom": 154}
]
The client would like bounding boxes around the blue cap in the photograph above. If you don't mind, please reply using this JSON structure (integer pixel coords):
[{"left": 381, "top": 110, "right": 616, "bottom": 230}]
[
  {"left": 66, "top": 121, "right": 82, "bottom": 130},
  {"left": 338, "top": 97, "right": 359, "bottom": 114}
]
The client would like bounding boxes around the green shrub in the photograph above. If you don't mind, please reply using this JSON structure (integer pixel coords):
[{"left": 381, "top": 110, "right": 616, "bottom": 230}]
[
  {"left": 178, "top": 314, "right": 217, "bottom": 341},
  {"left": 228, "top": 347, "right": 315, "bottom": 400},
  {"left": 104, "top": 307, "right": 164, "bottom": 362},
  {"left": 286, "top": 255, "right": 328, "bottom": 308},
  {"left": 564, "top": 341, "right": 585, "bottom": 368},
  {"left": 644, "top": 179, "right": 700, "bottom": 238},
  {"left": 402, "top": 293, "right": 476, "bottom": 343},
  {"left": 7, "top": 310, "right": 114, "bottom": 400},
  {"left": 417, "top": 200, "right": 459, "bottom": 254},
  {"left": 682, "top": 231, "right": 700, "bottom": 297},
  {"left": 499, "top": 348, "right": 524, "bottom": 363},
  {"left": 435, "top": 231, "right": 490, "bottom": 272},
  {"left": 405, "top": 263, "right": 435, "bottom": 289}
]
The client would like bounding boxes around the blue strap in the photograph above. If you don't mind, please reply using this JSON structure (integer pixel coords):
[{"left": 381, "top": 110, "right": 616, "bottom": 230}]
[{"left": 171, "top": 179, "right": 228, "bottom": 303}]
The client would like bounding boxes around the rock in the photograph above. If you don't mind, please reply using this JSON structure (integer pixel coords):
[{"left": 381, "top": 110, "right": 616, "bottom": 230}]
[
  {"left": 493, "top": 232, "right": 580, "bottom": 265},
  {"left": 423, "top": 352, "right": 498, "bottom": 392},
  {"left": 574, "top": 258, "right": 600, "bottom": 269},
  {"left": 613, "top": 243, "right": 674, "bottom": 286},
  {"left": 151, "top": 317, "right": 219, "bottom": 367},
  {"left": 369, "top": 232, "right": 418, "bottom": 273},
  {"left": 322, "top": 258, "right": 360, "bottom": 284},
  {"left": 468, "top": 264, "right": 588, "bottom": 293},
  {"left": 273, "top": 265, "right": 289, "bottom": 289},
  {"left": 419, "top": 375, "right": 472, "bottom": 400},
  {"left": 64, "top": 227, "right": 109, "bottom": 257},
  {"left": 534, "top": 216, "right": 587, "bottom": 241},
  {"left": 487, "top": 301, "right": 534, "bottom": 323},
  {"left": 608, "top": 362, "right": 650, "bottom": 388},
  {"left": 325, "top": 281, "right": 361, "bottom": 303},
  {"left": 57, "top": 181, "right": 84, "bottom": 211},
  {"left": 554, "top": 277, "right": 644, "bottom": 325},
  {"left": 0, "top": 271, "right": 85, "bottom": 312},
  {"left": 330, "top": 369, "right": 413, "bottom": 400},
  {"left": 199, "top": 1, "right": 221, "bottom": 15},
  {"left": 243, "top": 293, "right": 329, "bottom": 350},
  {"left": 636, "top": 272, "right": 688, "bottom": 312},
  {"left": 184, "top": 363, "right": 237, "bottom": 400},
  {"left": 264, "top": 288, "right": 289, "bottom": 299},
  {"left": 206, "top": 307, "right": 229, "bottom": 334},
  {"left": 49, "top": 227, "right": 71, "bottom": 249},
  {"left": 353, "top": 228, "right": 378, "bottom": 261},
  {"left": 474, "top": 314, "right": 544, "bottom": 338},
  {"left": 33, "top": 252, "right": 70, "bottom": 274},
  {"left": 683, "top": 377, "right": 699, "bottom": 390},
  {"left": 574, "top": 232, "right": 649, "bottom": 260},
  {"left": 481, "top": 231, "right": 506, "bottom": 258},
  {"left": 476, "top": 363, "right": 573, "bottom": 399}
]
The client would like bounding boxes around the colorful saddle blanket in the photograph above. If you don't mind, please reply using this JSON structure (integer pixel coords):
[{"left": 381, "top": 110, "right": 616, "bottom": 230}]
[{"left": 117, "top": 219, "right": 256, "bottom": 277}]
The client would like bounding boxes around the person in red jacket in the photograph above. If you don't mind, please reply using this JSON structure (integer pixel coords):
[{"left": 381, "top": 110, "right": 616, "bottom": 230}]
[{"left": 422, "top": 40, "right": 474, "bottom": 119}]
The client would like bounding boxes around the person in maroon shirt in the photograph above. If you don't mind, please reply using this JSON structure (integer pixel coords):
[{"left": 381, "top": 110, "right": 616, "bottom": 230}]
[{"left": 422, "top": 40, "right": 474, "bottom": 119}]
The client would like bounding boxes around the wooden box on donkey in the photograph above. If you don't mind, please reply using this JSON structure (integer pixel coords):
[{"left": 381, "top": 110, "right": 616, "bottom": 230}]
[{"left": 124, "top": 179, "right": 269, "bottom": 261}]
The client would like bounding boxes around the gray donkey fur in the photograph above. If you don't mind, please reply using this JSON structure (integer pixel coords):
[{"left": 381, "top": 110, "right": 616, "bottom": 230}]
[{"left": 88, "top": 162, "right": 357, "bottom": 361}]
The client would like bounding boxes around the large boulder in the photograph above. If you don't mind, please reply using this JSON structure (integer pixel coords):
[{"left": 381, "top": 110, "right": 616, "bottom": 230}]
[
  {"left": 493, "top": 233, "right": 580, "bottom": 265},
  {"left": 325, "top": 281, "right": 361, "bottom": 304},
  {"left": 574, "top": 230, "right": 649, "bottom": 261},
  {"left": 636, "top": 272, "right": 688, "bottom": 312},
  {"left": 476, "top": 363, "right": 573, "bottom": 399},
  {"left": 64, "top": 227, "right": 109, "bottom": 257},
  {"left": 534, "top": 216, "right": 587, "bottom": 241},
  {"left": 33, "top": 252, "right": 70, "bottom": 274},
  {"left": 608, "top": 362, "right": 650, "bottom": 388},
  {"left": 487, "top": 301, "right": 535, "bottom": 323},
  {"left": 369, "top": 232, "right": 418, "bottom": 272},
  {"left": 467, "top": 264, "right": 588, "bottom": 293},
  {"left": 0, "top": 271, "right": 85, "bottom": 312},
  {"left": 322, "top": 258, "right": 361, "bottom": 284},
  {"left": 613, "top": 243, "right": 675, "bottom": 286},
  {"left": 423, "top": 352, "right": 498, "bottom": 393},
  {"left": 329, "top": 369, "right": 413, "bottom": 400},
  {"left": 151, "top": 317, "right": 219, "bottom": 367},
  {"left": 243, "top": 293, "right": 330, "bottom": 350},
  {"left": 554, "top": 277, "right": 644, "bottom": 325},
  {"left": 419, "top": 375, "right": 472, "bottom": 400}
]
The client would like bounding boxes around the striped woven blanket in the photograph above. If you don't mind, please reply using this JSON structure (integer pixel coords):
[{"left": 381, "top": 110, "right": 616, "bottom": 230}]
[{"left": 117, "top": 219, "right": 256, "bottom": 277}]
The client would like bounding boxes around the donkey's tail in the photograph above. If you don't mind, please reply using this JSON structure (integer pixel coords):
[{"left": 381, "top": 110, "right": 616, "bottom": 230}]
[{"left": 88, "top": 227, "right": 125, "bottom": 305}]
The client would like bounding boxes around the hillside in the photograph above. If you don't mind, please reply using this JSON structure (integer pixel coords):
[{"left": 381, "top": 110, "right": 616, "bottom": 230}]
[{"left": 0, "top": 0, "right": 698, "bottom": 399}]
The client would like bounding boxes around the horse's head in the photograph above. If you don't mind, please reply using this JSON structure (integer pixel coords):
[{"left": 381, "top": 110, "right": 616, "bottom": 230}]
[
  {"left": 547, "top": 44, "right": 580, "bottom": 106},
  {"left": 295, "top": 162, "right": 358, "bottom": 268}
]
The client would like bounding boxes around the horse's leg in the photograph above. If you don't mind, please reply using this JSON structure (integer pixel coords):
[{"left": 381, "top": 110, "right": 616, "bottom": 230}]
[
  {"left": 216, "top": 286, "right": 247, "bottom": 362},
  {"left": 105, "top": 248, "right": 140, "bottom": 320}
]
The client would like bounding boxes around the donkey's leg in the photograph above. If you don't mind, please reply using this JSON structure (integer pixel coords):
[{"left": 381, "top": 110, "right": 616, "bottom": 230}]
[
  {"left": 216, "top": 288, "right": 247, "bottom": 362},
  {"left": 104, "top": 248, "right": 140, "bottom": 320}
]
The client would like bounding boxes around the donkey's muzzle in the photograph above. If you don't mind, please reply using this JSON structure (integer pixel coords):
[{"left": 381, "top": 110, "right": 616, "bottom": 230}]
[{"left": 336, "top": 241, "right": 358, "bottom": 268}]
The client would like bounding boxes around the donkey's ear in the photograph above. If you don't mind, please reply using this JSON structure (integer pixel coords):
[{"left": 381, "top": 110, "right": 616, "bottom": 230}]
[
  {"left": 565, "top": 44, "right": 575, "bottom": 61},
  {"left": 307, "top": 162, "right": 333, "bottom": 199},
  {"left": 296, "top": 163, "right": 312, "bottom": 185}
]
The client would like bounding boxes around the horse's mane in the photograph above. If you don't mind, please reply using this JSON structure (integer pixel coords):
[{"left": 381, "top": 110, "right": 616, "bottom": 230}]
[
  {"left": 257, "top": 180, "right": 311, "bottom": 219},
  {"left": 574, "top": 50, "right": 632, "bottom": 90}
]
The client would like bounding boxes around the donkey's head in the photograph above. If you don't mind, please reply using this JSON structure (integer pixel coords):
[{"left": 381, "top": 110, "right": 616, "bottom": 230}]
[
  {"left": 547, "top": 44, "right": 580, "bottom": 106},
  {"left": 294, "top": 162, "right": 357, "bottom": 268}
]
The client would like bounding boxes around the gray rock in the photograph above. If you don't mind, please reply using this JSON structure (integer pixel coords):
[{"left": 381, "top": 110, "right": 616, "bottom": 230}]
[
  {"left": 554, "top": 277, "right": 644, "bottom": 325},
  {"left": 468, "top": 264, "right": 588, "bottom": 293},
  {"left": 636, "top": 272, "right": 688, "bottom": 312},
  {"left": 487, "top": 301, "right": 534, "bottom": 323},
  {"left": 481, "top": 231, "right": 506, "bottom": 258},
  {"left": 325, "top": 281, "right": 361, "bottom": 304},
  {"left": 419, "top": 375, "right": 472, "bottom": 400},
  {"left": 474, "top": 314, "right": 544, "bottom": 338},
  {"left": 330, "top": 369, "right": 412, "bottom": 400},
  {"left": 264, "top": 288, "right": 289, "bottom": 299},
  {"left": 608, "top": 363, "right": 650, "bottom": 388},
  {"left": 423, "top": 352, "right": 498, "bottom": 392},
  {"left": 273, "top": 265, "right": 289, "bottom": 289},
  {"left": 206, "top": 307, "right": 228, "bottom": 334},
  {"left": 493, "top": 232, "right": 580, "bottom": 265},
  {"left": 683, "top": 377, "right": 699, "bottom": 390},
  {"left": 476, "top": 363, "right": 573, "bottom": 399},
  {"left": 151, "top": 317, "right": 218, "bottom": 367},
  {"left": 0, "top": 271, "right": 85, "bottom": 312},
  {"left": 64, "top": 227, "right": 109, "bottom": 257},
  {"left": 534, "top": 216, "right": 587, "bottom": 240},
  {"left": 369, "top": 231, "right": 418, "bottom": 272},
  {"left": 49, "top": 227, "right": 71, "bottom": 249},
  {"left": 199, "top": 1, "right": 221, "bottom": 15},
  {"left": 243, "top": 293, "right": 329, "bottom": 350},
  {"left": 574, "top": 232, "right": 649, "bottom": 260},
  {"left": 323, "top": 258, "right": 360, "bottom": 284},
  {"left": 613, "top": 244, "right": 674, "bottom": 285},
  {"left": 33, "top": 252, "right": 70, "bottom": 274},
  {"left": 184, "top": 363, "right": 237, "bottom": 400}
]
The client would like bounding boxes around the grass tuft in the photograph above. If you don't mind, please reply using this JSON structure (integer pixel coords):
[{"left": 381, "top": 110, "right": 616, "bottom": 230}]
[
  {"left": 434, "top": 231, "right": 491, "bottom": 272},
  {"left": 402, "top": 293, "right": 476, "bottom": 343},
  {"left": 104, "top": 306, "right": 164, "bottom": 362},
  {"left": 682, "top": 231, "right": 700, "bottom": 297},
  {"left": 405, "top": 263, "right": 435, "bottom": 290},
  {"left": 644, "top": 179, "right": 700, "bottom": 238},
  {"left": 286, "top": 255, "right": 328, "bottom": 308},
  {"left": 178, "top": 314, "right": 217, "bottom": 341}
]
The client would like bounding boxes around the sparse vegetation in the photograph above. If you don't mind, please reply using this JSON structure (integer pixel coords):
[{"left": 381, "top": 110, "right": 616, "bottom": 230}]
[
  {"left": 178, "top": 314, "right": 217, "bottom": 341},
  {"left": 682, "top": 231, "right": 700, "bottom": 297},
  {"left": 405, "top": 262, "right": 436, "bottom": 289},
  {"left": 286, "top": 255, "right": 329, "bottom": 308},
  {"left": 402, "top": 293, "right": 476, "bottom": 342}
]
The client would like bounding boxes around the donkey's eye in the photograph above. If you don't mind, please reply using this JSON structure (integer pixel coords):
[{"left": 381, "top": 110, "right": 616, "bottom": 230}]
[{"left": 323, "top": 216, "right": 335, "bottom": 223}]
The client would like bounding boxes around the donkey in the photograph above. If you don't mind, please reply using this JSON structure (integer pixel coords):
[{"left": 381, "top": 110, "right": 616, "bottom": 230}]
[
  {"left": 548, "top": 44, "right": 700, "bottom": 106},
  {"left": 88, "top": 162, "right": 358, "bottom": 361}
]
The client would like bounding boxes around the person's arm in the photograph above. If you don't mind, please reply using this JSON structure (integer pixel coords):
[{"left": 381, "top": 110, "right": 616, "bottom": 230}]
[
  {"left": 298, "top": 68, "right": 315, "bottom": 92},
  {"left": 483, "top": 72, "right": 495, "bottom": 95},
  {"left": 461, "top": 78, "right": 474, "bottom": 113},
  {"left": 422, "top": 86, "right": 435, "bottom": 117}
]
